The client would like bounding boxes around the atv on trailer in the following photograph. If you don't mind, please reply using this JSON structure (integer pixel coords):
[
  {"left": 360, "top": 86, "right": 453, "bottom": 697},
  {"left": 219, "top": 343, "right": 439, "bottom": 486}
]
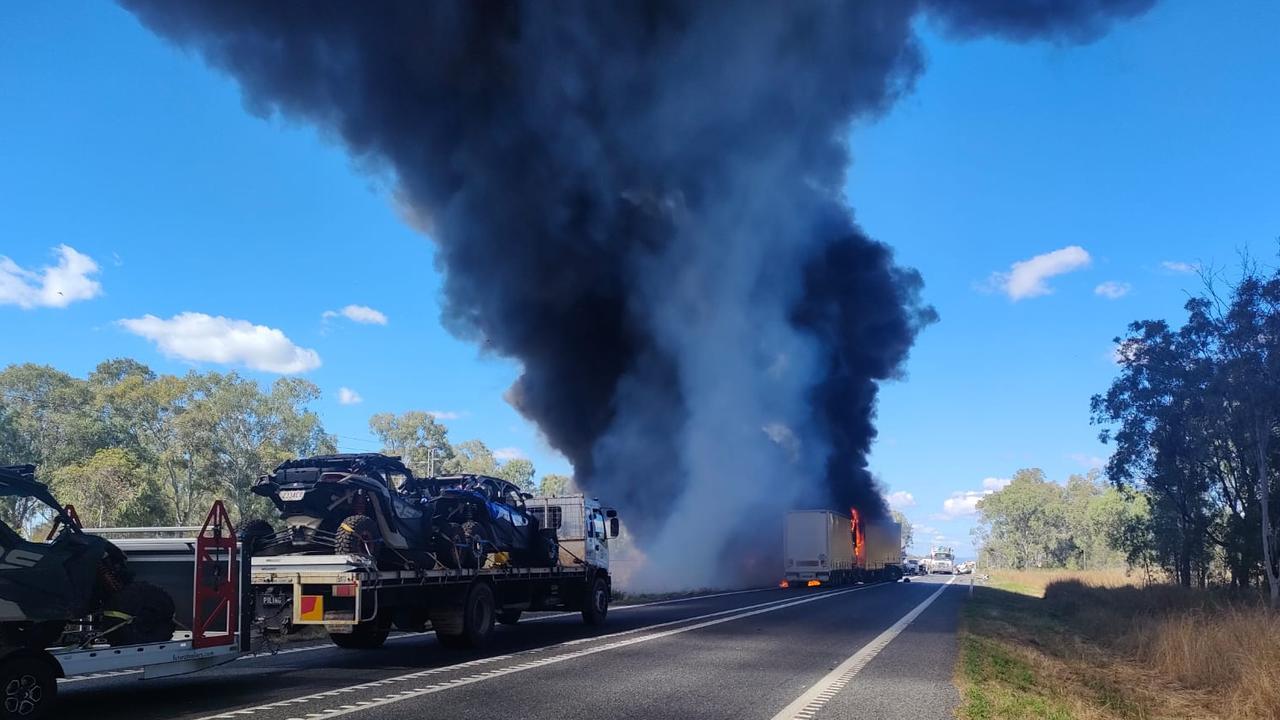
[
  {"left": 249, "top": 454, "right": 433, "bottom": 563},
  {"left": 426, "top": 474, "right": 555, "bottom": 569},
  {"left": 0, "top": 465, "right": 176, "bottom": 650},
  {"left": 250, "top": 454, "right": 556, "bottom": 570}
]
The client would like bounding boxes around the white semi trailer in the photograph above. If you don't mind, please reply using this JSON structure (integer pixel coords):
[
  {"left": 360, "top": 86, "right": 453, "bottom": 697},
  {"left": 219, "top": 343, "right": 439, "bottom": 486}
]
[{"left": 782, "top": 509, "right": 904, "bottom": 587}]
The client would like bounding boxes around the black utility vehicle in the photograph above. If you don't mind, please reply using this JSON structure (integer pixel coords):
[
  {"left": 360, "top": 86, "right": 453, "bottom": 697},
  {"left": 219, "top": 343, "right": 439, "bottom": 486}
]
[
  {"left": 0, "top": 465, "right": 175, "bottom": 649},
  {"left": 250, "top": 454, "right": 554, "bottom": 569}
]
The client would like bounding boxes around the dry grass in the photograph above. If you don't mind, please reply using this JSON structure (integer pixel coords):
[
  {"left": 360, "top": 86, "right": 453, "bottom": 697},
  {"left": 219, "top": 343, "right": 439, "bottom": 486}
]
[
  {"left": 958, "top": 570, "right": 1276, "bottom": 720},
  {"left": 986, "top": 568, "right": 1136, "bottom": 597}
]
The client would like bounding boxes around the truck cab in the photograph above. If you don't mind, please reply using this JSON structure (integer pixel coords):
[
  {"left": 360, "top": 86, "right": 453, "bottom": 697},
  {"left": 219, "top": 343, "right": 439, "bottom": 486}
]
[
  {"left": 526, "top": 494, "right": 619, "bottom": 570},
  {"left": 927, "top": 546, "right": 955, "bottom": 574}
]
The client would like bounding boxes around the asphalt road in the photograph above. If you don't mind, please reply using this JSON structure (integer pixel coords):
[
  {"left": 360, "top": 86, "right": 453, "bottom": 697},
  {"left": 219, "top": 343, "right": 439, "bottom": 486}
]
[{"left": 57, "top": 575, "right": 965, "bottom": 720}]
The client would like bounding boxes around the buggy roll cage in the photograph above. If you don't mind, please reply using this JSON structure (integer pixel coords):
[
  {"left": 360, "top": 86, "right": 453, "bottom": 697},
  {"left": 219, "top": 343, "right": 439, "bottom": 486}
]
[{"left": 0, "top": 464, "right": 83, "bottom": 535}]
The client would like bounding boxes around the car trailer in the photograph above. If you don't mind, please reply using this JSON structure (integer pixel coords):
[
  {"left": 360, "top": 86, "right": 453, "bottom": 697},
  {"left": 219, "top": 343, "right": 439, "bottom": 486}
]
[{"left": 0, "top": 501, "right": 252, "bottom": 720}]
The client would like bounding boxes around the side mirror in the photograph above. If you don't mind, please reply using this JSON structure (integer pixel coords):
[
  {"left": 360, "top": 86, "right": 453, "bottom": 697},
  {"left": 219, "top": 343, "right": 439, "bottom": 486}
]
[
  {"left": 608, "top": 517, "right": 620, "bottom": 538},
  {"left": 520, "top": 492, "right": 534, "bottom": 500}
]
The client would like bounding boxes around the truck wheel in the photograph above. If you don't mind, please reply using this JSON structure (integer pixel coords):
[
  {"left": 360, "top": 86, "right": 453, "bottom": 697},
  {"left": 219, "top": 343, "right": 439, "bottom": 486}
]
[
  {"left": 105, "top": 582, "right": 176, "bottom": 646},
  {"left": 336, "top": 515, "right": 382, "bottom": 558},
  {"left": 329, "top": 615, "right": 391, "bottom": 649},
  {"left": 581, "top": 577, "right": 609, "bottom": 626},
  {"left": 0, "top": 655, "right": 56, "bottom": 720},
  {"left": 497, "top": 609, "right": 522, "bottom": 626},
  {"left": 435, "top": 582, "right": 496, "bottom": 650}
]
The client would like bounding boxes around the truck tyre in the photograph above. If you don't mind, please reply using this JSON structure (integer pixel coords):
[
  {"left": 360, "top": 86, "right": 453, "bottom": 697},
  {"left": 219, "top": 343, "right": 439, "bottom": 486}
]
[
  {"left": 335, "top": 515, "right": 382, "bottom": 558},
  {"left": 105, "top": 582, "right": 176, "bottom": 646},
  {"left": 0, "top": 654, "right": 56, "bottom": 720},
  {"left": 581, "top": 577, "right": 609, "bottom": 626},
  {"left": 435, "top": 582, "right": 496, "bottom": 650},
  {"left": 497, "top": 609, "right": 522, "bottom": 626},
  {"left": 329, "top": 614, "right": 391, "bottom": 649}
]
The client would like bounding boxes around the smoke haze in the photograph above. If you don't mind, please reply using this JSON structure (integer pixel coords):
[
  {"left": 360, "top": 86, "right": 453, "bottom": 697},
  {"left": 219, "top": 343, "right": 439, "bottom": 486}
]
[{"left": 121, "top": 0, "right": 1155, "bottom": 588}]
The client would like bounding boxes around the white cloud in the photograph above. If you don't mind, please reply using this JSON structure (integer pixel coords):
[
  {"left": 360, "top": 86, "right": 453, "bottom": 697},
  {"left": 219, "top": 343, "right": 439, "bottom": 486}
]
[
  {"left": 322, "top": 304, "right": 388, "bottom": 325},
  {"left": 493, "top": 447, "right": 526, "bottom": 461},
  {"left": 0, "top": 245, "right": 102, "bottom": 309},
  {"left": 337, "top": 387, "right": 363, "bottom": 405},
  {"left": 982, "top": 477, "right": 1011, "bottom": 491},
  {"left": 427, "top": 410, "right": 462, "bottom": 421},
  {"left": 1161, "top": 261, "right": 1198, "bottom": 274},
  {"left": 886, "top": 491, "right": 916, "bottom": 510},
  {"left": 1069, "top": 452, "right": 1108, "bottom": 469},
  {"left": 987, "top": 245, "right": 1091, "bottom": 301},
  {"left": 1094, "top": 281, "right": 1131, "bottom": 300},
  {"left": 119, "top": 312, "right": 321, "bottom": 374},
  {"left": 941, "top": 491, "right": 988, "bottom": 518}
]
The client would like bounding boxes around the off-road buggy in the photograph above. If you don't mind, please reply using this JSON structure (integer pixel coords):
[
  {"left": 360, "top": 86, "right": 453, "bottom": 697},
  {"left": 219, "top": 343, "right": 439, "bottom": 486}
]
[
  {"left": 0, "top": 465, "right": 176, "bottom": 649},
  {"left": 249, "top": 454, "right": 555, "bottom": 569}
]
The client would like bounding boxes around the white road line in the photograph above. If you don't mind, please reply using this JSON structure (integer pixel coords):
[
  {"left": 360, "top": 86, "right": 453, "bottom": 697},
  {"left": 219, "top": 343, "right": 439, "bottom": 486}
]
[
  {"left": 60, "top": 587, "right": 773, "bottom": 684},
  {"left": 521, "top": 586, "right": 776, "bottom": 622},
  {"left": 768, "top": 577, "right": 957, "bottom": 720},
  {"left": 192, "top": 584, "right": 883, "bottom": 720}
]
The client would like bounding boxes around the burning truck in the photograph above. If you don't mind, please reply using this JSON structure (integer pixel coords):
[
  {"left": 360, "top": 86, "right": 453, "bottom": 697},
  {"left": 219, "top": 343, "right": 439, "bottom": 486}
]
[{"left": 781, "top": 508, "right": 903, "bottom": 588}]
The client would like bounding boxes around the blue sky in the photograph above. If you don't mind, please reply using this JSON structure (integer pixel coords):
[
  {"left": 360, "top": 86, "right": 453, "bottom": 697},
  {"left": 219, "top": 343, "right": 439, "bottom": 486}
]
[{"left": 2, "top": 1, "right": 1277, "bottom": 556}]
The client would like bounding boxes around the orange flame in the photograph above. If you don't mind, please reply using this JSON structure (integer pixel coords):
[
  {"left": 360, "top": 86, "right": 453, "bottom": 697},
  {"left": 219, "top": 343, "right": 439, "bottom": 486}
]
[
  {"left": 851, "top": 507, "right": 866, "bottom": 567},
  {"left": 779, "top": 580, "right": 790, "bottom": 588}
]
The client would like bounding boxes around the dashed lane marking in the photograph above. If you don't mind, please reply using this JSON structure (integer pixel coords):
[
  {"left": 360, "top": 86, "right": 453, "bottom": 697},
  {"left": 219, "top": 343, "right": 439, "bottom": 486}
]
[
  {"left": 60, "top": 586, "right": 777, "bottom": 683},
  {"left": 768, "top": 576, "right": 957, "bottom": 720},
  {"left": 192, "top": 584, "right": 882, "bottom": 720}
]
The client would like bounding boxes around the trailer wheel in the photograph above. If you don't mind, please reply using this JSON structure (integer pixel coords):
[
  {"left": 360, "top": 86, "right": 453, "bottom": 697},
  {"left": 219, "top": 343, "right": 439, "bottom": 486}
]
[
  {"left": 105, "top": 582, "right": 176, "bottom": 646},
  {"left": 329, "top": 614, "right": 391, "bottom": 649},
  {"left": 435, "top": 582, "right": 496, "bottom": 650},
  {"left": 581, "top": 577, "right": 609, "bottom": 626},
  {"left": 497, "top": 609, "right": 522, "bottom": 626},
  {"left": 0, "top": 655, "right": 56, "bottom": 720}
]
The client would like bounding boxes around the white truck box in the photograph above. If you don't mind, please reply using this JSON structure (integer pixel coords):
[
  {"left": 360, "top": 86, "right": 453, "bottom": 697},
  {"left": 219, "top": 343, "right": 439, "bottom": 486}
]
[{"left": 784, "top": 510, "right": 854, "bottom": 583}]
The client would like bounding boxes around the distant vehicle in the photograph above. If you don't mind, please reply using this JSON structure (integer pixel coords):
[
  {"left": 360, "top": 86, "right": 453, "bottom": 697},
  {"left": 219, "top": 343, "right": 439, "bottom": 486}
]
[
  {"left": 782, "top": 509, "right": 903, "bottom": 587},
  {"left": 925, "top": 545, "right": 955, "bottom": 574},
  {"left": 903, "top": 558, "right": 920, "bottom": 575},
  {"left": 957, "top": 560, "right": 975, "bottom": 574}
]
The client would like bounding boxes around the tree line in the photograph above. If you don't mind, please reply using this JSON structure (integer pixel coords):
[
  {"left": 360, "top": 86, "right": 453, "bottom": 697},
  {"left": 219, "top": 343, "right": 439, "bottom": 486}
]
[
  {"left": 973, "top": 468, "right": 1141, "bottom": 572},
  {"left": 1092, "top": 262, "right": 1280, "bottom": 603},
  {"left": 0, "top": 359, "right": 573, "bottom": 534}
]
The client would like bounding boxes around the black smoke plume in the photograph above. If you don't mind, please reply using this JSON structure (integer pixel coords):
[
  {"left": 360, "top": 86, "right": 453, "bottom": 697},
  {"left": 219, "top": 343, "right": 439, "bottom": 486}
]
[{"left": 121, "top": 0, "right": 1154, "bottom": 586}]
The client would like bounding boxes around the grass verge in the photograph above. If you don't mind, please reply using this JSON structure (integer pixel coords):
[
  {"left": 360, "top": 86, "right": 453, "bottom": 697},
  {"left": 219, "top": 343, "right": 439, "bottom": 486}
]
[{"left": 956, "top": 570, "right": 1271, "bottom": 720}]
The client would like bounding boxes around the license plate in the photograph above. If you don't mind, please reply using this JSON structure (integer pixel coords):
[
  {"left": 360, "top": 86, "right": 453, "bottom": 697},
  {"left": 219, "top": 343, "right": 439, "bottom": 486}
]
[{"left": 279, "top": 490, "right": 305, "bottom": 501}]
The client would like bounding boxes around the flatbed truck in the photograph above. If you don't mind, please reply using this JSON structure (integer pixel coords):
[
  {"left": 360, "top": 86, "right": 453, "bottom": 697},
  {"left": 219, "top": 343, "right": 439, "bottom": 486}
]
[{"left": 252, "top": 494, "right": 618, "bottom": 649}]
